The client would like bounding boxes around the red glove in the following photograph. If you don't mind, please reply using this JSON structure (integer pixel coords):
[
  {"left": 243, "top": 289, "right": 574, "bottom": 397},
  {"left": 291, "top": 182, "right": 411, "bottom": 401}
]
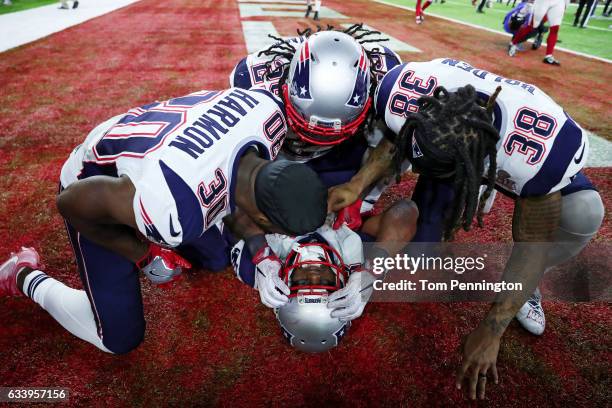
[
  {"left": 333, "top": 199, "right": 363, "bottom": 230},
  {"left": 136, "top": 244, "right": 192, "bottom": 285}
]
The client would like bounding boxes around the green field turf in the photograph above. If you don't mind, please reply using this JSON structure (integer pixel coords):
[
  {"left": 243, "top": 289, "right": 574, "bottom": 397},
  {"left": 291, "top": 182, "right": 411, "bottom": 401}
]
[
  {"left": 0, "top": 0, "right": 61, "bottom": 15},
  {"left": 382, "top": 0, "right": 612, "bottom": 60}
]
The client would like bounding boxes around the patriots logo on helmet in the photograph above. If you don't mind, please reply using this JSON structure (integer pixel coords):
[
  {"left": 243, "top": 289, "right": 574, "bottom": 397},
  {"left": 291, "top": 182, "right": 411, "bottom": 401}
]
[
  {"left": 346, "top": 48, "right": 369, "bottom": 108},
  {"left": 334, "top": 322, "right": 351, "bottom": 343},
  {"left": 291, "top": 40, "right": 313, "bottom": 100}
]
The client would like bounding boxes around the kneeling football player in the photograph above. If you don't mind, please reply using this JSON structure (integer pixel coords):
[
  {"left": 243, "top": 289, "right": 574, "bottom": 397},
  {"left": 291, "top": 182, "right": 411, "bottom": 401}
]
[
  {"left": 329, "top": 59, "right": 604, "bottom": 398},
  {"left": 0, "top": 88, "right": 328, "bottom": 354},
  {"left": 229, "top": 25, "right": 410, "bottom": 249}
]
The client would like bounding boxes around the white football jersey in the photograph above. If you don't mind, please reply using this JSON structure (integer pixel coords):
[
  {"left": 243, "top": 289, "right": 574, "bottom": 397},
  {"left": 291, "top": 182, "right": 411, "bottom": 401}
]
[
  {"left": 266, "top": 224, "right": 364, "bottom": 268},
  {"left": 60, "top": 88, "right": 287, "bottom": 247},
  {"left": 375, "top": 58, "right": 588, "bottom": 197},
  {"left": 231, "top": 223, "right": 364, "bottom": 287}
]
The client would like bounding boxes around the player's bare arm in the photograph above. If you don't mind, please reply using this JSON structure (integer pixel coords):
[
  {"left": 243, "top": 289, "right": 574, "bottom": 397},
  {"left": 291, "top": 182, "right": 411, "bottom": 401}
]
[
  {"left": 328, "top": 137, "right": 395, "bottom": 212},
  {"left": 56, "top": 175, "right": 148, "bottom": 263},
  {"left": 456, "top": 192, "right": 562, "bottom": 400},
  {"left": 223, "top": 208, "right": 267, "bottom": 256}
]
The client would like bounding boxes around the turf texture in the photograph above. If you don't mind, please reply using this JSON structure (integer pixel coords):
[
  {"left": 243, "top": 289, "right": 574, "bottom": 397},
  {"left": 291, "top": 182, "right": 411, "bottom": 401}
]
[{"left": 0, "top": 0, "right": 610, "bottom": 406}]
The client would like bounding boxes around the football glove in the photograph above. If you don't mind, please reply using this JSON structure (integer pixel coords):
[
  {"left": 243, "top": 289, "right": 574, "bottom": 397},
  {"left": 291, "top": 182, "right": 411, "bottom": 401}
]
[
  {"left": 136, "top": 244, "right": 191, "bottom": 285},
  {"left": 328, "top": 270, "right": 375, "bottom": 322},
  {"left": 253, "top": 246, "right": 289, "bottom": 308},
  {"left": 332, "top": 198, "right": 363, "bottom": 230}
]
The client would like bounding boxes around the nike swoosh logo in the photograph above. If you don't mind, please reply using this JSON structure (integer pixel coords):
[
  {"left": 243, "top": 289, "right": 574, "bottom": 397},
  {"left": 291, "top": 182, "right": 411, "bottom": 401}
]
[
  {"left": 574, "top": 143, "right": 586, "bottom": 164},
  {"left": 169, "top": 215, "right": 180, "bottom": 237}
]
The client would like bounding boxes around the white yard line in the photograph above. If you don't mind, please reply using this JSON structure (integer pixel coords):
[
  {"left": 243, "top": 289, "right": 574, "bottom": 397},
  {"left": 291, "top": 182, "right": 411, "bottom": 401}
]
[
  {"left": 0, "top": 0, "right": 142, "bottom": 53},
  {"left": 373, "top": 0, "right": 612, "bottom": 64}
]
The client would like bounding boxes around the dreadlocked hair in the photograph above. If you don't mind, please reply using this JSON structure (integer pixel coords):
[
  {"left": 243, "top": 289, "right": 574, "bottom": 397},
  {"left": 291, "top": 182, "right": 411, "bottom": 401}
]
[
  {"left": 392, "top": 84, "right": 502, "bottom": 241},
  {"left": 256, "top": 23, "right": 394, "bottom": 133}
]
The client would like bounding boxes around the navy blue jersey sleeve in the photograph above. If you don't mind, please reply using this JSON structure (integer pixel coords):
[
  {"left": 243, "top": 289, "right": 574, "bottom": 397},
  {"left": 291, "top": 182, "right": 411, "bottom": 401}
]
[
  {"left": 374, "top": 63, "right": 405, "bottom": 119},
  {"left": 230, "top": 57, "right": 253, "bottom": 90},
  {"left": 230, "top": 240, "right": 256, "bottom": 287},
  {"left": 381, "top": 45, "right": 402, "bottom": 71},
  {"left": 520, "top": 116, "right": 583, "bottom": 197}
]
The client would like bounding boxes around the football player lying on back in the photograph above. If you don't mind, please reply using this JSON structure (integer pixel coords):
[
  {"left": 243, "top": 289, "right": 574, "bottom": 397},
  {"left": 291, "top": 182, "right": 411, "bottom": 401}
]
[
  {"left": 232, "top": 222, "right": 363, "bottom": 352},
  {"left": 328, "top": 58, "right": 604, "bottom": 399},
  {"left": 228, "top": 206, "right": 418, "bottom": 352},
  {"left": 0, "top": 88, "right": 328, "bottom": 354}
]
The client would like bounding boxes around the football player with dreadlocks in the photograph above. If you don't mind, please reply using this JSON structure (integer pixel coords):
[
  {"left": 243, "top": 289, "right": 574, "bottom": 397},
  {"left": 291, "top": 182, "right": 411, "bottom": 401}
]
[
  {"left": 228, "top": 25, "right": 418, "bottom": 316},
  {"left": 328, "top": 58, "right": 604, "bottom": 399},
  {"left": 229, "top": 24, "right": 408, "bottom": 235}
]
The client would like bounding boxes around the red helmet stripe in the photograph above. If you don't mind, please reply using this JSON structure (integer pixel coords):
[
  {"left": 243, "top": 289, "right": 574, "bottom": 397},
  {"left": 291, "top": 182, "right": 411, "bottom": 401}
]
[{"left": 282, "top": 84, "right": 372, "bottom": 146}]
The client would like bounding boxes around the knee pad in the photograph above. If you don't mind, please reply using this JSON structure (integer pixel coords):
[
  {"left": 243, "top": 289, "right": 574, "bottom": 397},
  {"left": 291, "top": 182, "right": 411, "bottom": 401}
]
[{"left": 559, "top": 189, "right": 604, "bottom": 236}]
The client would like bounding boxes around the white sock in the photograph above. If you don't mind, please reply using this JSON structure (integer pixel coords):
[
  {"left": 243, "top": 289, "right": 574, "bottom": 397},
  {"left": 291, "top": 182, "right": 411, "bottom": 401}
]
[
  {"left": 22, "top": 271, "right": 112, "bottom": 353},
  {"left": 314, "top": 0, "right": 321, "bottom": 11}
]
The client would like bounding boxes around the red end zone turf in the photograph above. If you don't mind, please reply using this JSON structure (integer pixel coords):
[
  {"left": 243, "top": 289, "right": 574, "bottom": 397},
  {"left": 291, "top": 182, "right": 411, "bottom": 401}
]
[{"left": 0, "top": 0, "right": 610, "bottom": 406}]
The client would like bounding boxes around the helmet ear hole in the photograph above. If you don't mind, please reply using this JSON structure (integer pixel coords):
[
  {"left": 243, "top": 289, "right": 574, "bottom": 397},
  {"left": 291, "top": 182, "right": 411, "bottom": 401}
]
[
  {"left": 321, "top": 339, "right": 327, "bottom": 344},
  {"left": 300, "top": 339, "right": 306, "bottom": 344}
]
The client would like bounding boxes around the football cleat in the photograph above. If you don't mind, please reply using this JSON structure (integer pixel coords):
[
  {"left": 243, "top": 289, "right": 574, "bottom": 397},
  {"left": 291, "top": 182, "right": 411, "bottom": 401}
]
[
  {"left": 0, "top": 247, "right": 41, "bottom": 296},
  {"left": 305, "top": 4, "right": 312, "bottom": 17},
  {"left": 543, "top": 55, "right": 561, "bottom": 66},
  {"left": 59, "top": 4, "right": 69, "bottom": 9},
  {"left": 416, "top": 15, "right": 424, "bottom": 24},
  {"left": 72, "top": 0, "right": 78, "bottom": 8},
  {"left": 532, "top": 33, "right": 543, "bottom": 50},
  {"left": 507, "top": 43, "right": 518, "bottom": 57},
  {"left": 515, "top": 288, "right": 545, "bottom": 335},
  {"left": 313, "top": 11, "right": 319, "bottom": 20}
]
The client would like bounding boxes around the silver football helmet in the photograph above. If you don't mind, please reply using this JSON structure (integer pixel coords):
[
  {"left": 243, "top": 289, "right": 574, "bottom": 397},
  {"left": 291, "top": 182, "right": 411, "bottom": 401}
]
[
  {"left": 282, "top": 31, "right": 372, "bottom": 150},
  {"left": 276, "top": 238, "right": 351, "bottom": 352}
]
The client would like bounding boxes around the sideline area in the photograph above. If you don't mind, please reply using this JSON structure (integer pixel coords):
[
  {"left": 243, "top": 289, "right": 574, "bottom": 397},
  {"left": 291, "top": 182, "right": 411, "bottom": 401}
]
[
  {"left": 0, "top": 0, "right": 141, "bottom": 53},
  {"left": 376, "top": 0, "right": 612, "bottom": 62}
]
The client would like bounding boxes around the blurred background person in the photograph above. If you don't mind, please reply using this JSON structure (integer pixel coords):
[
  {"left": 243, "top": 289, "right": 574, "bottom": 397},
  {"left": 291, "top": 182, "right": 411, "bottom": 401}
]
[
  {"left": 603, "top": 0, "right": 611, "bottom": 16},
  {"left": 504, "top": 0, "right": 548, "bottom": 49},
  {"left": 305, "top": 0, "right": 320, "bottom": 20},
  {"left": 508, "top": 0, "right": 568, "bottom": 65},
  {"left": 59, "top": 0, "right": 79, "bottom": 9},
  {"left": 415, "top": 0, "right": 434, "bottom": 23},
  {"left": 574, "top": 0, "right": 596, "bottom": 26}
]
